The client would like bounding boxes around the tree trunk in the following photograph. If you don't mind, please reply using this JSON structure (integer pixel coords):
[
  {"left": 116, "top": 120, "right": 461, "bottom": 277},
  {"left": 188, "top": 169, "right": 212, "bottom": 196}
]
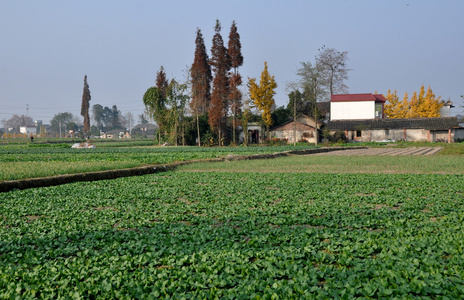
[
  {"left": 266, "top": 125, "right": 270, "bottom": 143},
  {"left": 174, "top": 118, "right": 178, "bottom": 146},
  {"left": 293, "top": 97, "right": 297, "bottom": 146},
  {"left": 232, "top": 116, "right": 236, "bottom": 144},
  {"left": 196, "top": 115, "right": 201, "bottom": 147}
]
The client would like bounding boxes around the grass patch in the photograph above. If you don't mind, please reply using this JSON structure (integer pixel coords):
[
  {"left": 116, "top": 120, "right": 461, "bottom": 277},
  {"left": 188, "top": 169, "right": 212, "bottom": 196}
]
[
  {"left": 325, "top": 141, "right": 464, "bottom": 154},
  {"left": 0, "top": 161, "right": 142, "bottom": 181},
  {"left": 178, "top": 155, "right": 464, "bottom": 174}
]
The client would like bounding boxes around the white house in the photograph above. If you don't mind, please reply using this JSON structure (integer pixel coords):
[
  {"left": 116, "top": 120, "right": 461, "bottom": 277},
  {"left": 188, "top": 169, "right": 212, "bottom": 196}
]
[
  {"left": 330, "top": 93, "right": 386, "bottom": 121},
  {"left": 19, "top": 125, "right": 37, "bottom": 135},
  {"left": 327, "top": 93, "right": 464, "bottom": 143}
]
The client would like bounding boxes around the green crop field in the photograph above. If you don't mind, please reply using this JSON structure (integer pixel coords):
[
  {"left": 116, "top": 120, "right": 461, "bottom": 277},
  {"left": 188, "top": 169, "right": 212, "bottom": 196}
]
[
  {"left": 0, "top": 145, "right": 316, "bottom": 181},
  {"left": 1, "top": 165, "right": 464, "bottom": 298},
  {"left": 179, "top": 154, "right": 464, "bottom": 174}
]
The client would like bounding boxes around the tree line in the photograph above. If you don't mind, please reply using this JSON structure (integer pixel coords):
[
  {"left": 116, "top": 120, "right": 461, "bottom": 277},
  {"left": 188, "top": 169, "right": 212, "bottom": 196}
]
[
  {"left": 144, "top": 20, "right": 248, "bottom": 146},
  {"left": 384, "top": 85, "right": 443, "bottom": 118},
  {"left": 142, "top": 39, "right": 351, "bottom": 146},
  {"left": 2, "top": 24, "right": 450, "bottom": 141}
]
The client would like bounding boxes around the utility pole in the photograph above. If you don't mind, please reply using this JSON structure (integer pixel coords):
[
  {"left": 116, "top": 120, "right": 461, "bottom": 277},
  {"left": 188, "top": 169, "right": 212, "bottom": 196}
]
[
  {"left": 59, "top": 120, "right": 62, "bottom": 138},
  {"left": 293, "top": 95, "right": 297, "bottom": 146}
]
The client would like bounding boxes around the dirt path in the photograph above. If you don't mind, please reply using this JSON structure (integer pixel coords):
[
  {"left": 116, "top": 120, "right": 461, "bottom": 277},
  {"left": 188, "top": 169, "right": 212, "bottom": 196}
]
[{"left": 311, "top": 147, "right": 442, "bottom": 156}]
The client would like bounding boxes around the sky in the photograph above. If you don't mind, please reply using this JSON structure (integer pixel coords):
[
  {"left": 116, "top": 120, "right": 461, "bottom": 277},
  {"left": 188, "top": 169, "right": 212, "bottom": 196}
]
[{"left": 1, "top": 0, "right": 463, "bottom": 125}]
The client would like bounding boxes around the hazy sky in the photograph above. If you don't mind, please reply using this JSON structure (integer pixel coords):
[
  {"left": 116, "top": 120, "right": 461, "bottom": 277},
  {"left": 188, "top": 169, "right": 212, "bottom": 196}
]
[{"left": 1, "top": 0, "right": 463, "bottom": 124}]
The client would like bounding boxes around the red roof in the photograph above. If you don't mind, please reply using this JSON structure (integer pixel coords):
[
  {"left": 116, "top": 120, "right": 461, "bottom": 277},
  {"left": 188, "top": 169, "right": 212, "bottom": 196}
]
[{"left": 331, "top": 93, "right": 386, "bottom": 103}]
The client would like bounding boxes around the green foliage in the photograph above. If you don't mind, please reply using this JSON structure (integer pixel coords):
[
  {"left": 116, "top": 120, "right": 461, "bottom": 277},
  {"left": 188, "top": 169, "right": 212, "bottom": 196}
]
[
  {"left": 0, "top": 145, "right": 317, "bottom": 181},
  {"left": 180, "top": 154, "right": 464, "bottom": 174},
  {"left": 271, "top": 106, "right": 291, "bottom": 128},
  {"left": 27, "top": 143, "right": 71, "bottom": 148},
  {"left": 1, "top": 172, "right": 464, "bottom": 298},
  {"left": 328, "top": 131, "right": 346, "bottom": 143},
  {"left": 49, "top": 112, "right": 76, "bottom": 134},
  {"left": 143, "top": 87, "right": 166, "bottom": 130},
  {"left": 266, "top": 137, "right": 288, "bottom": 146}
]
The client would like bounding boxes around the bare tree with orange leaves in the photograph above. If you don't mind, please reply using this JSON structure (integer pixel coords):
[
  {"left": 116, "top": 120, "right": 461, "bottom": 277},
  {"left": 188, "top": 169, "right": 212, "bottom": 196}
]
[
  {"left": 209, "top": 20, "right": 230, "bottom": 144},
  {"left": 190, "top": 28, "right": 212, "bottom": 146},
  {"left": 228, "top": 20, "right": 243, "bottom": 144}
]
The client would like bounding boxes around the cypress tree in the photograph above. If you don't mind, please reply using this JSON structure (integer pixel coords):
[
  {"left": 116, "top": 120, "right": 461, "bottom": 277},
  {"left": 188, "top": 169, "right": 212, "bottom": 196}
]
[
  {"left": 80, "top": 75, "right": 91, "bottom": 136},
  {"left": 209, "top": 20, "right": 230, "bottom": 144},
  {"left": 228, "top": 20, "right": 244, "bottom": 144},
  {"left": 190, "top": 28, "right": 212, "bottom": 146}
]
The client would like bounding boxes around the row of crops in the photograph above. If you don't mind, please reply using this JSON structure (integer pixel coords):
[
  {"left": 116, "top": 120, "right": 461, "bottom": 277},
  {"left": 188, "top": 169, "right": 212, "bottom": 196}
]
[
  {"left": 0, "top": 145, "right": 316, "bottom": 181},
  {"left": 1, "top": 171, "right": 464, "bottom": 298}
]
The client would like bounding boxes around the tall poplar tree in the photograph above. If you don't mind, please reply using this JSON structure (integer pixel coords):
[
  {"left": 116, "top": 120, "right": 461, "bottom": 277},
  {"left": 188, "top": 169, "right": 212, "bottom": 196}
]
[
  {"left": 190, "top": 28, "right": 212, "bottom": 146},
  {"left": 228, "top": 20, "right": 244, "bottom": 144},
  {"left": 209, "top": 20, "right": 230, "bottom": 144},
  {"left": 296, "top": 61, "right": 326, "bottom": 145},
  {"left": 80, "top": 75, "right": 91, "bottom": 135},
  {"left": 248, "top": 61, "right": 277, "bottom": 140},
  {"left": 316, "top": 47, "right": 349, "bottom": 96}
]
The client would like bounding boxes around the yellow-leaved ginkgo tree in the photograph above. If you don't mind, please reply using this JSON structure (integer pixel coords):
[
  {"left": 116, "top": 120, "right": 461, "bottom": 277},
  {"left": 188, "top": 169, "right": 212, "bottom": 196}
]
[
  {"left": 247, "top": 61, "right": 277, "bottom": 142},
  {"left": 384, "top": 85, "right": 443, "bottom": 118}
]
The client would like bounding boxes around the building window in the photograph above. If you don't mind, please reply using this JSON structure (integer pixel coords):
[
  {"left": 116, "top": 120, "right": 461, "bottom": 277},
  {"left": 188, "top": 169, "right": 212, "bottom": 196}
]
[
  {"left": 302, "top": 132, "right": 314, "bottom": 138},
  {"left": 356, "top": 130, "right": 362, "bottom": 137}
]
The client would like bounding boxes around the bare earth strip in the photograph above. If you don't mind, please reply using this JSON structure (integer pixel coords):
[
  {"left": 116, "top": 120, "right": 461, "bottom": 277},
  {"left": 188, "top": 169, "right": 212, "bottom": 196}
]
[{"left": 311, "top": 147, "right": 443, "bottom": 156}]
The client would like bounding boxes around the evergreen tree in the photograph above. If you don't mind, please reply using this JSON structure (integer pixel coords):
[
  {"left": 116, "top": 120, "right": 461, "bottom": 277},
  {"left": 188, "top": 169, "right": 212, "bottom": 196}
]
[
  {"left": 287, "top": 90, "right": 309, "bottom": 116},
  {"left": 209, "top": 20, "right": 230, "bottom": 144},
  {"left": 228, "top": 20, "right": 244, "bottom": 144},
  {"left": 190, "top": 28, "right": 212, "bottom": 146},
  {"left": 156, "top": 66, "right": 169, "bottom": 100},
  {"left": 92, "top": 104, "right": 104, "bottom": 130},
  {"left": 80, "top": 75, "right": 91, "bottom": 135}
]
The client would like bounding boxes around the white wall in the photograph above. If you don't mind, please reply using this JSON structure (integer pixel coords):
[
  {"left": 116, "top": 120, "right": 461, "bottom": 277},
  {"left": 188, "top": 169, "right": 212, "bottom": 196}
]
[{"left": 330, "top": 101, "right": 375, "bottom": 120}]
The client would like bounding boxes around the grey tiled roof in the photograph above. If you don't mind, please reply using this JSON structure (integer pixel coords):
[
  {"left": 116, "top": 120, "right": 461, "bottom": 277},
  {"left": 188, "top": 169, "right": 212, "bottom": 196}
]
[{"left": 327, "top": 117, "right": 459, "bottom": 131}]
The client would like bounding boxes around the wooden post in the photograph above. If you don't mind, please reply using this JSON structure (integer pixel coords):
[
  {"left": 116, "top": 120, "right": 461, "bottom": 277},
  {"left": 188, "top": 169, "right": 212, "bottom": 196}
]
[
  {"left": 448, "top": 129, "right": 452, "bottom": 143},
  {"left": 403, "top": 128, "right": 406, "bottom": 141},
  {"left": 427, "top": 130, "right": 430, "bottom": 142}
]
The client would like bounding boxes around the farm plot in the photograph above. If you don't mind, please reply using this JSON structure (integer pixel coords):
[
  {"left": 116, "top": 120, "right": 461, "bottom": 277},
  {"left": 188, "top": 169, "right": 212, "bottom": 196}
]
[
  {"left": 1, "top": 171, "right": 464, "bottom": 298},
  {"left": 0, "top": 145, "right": 315, "bottom": 181}
]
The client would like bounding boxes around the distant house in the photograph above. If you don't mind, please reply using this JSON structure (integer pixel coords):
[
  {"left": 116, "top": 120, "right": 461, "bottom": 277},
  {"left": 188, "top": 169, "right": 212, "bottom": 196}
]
[
  {"left": 330, "top": 93, "right": 386, "bottom": 121},
  {"left": 327, "top": 117, "right": 463, "bottom": 143},
  {"left": 271, "top": 115, "right": 322, "bottom": 144},
  {"left": 239, "top": 122, "right": 264, "bottom": 144},
  {"left": 132, "top": 123, "right": 157, "bottom": 138},
  {"left": 325, "top": 93, "right": 464, "bottom": 143},
  {"left": 19, "top": 125, "right": 37, "bottom": 135}
]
